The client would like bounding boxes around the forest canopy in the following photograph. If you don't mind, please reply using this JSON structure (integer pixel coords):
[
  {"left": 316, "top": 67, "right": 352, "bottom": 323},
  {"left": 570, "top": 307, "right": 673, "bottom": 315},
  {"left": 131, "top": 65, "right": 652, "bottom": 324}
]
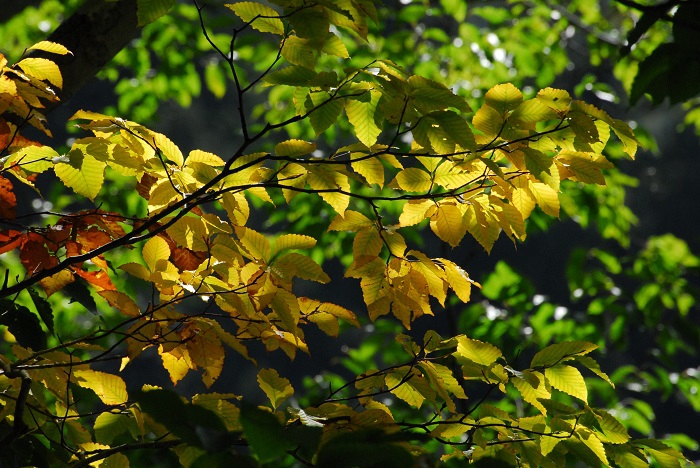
[{"left": 0, "top": 1, "right": 698, "bottom": 466}]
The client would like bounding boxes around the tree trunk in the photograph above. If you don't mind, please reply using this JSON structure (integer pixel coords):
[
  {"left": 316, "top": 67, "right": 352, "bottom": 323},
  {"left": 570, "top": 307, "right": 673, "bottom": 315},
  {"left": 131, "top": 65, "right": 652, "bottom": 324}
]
[{"left": 27, "top": 0, "right": 141, "bottom": 113}]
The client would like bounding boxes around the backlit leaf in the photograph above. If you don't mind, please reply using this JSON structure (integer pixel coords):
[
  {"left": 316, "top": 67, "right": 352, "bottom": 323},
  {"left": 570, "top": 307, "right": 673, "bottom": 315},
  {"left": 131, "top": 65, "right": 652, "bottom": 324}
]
[
  {"left": 54, "top": 150, "right": 106, "bottom": 200},
  {"left": 226, "top": 2, "right": 284, "bottom": 35},
  {"left": 275, "top": 139, "right": 317, "bottom": 157},
  {"left": 394, "top": 167, "right": 432, "bottom": 192},
  {"left": 257, "top": 368, "right": 294, "bottom": 410},
  {"left": 328, "top": 210, "right": 374, "bottom": 231},
  {"left": 16, "top": 58, "right": 62, "bottom": 87},
  {"left": 73, "top": 370, "right": 128, "bottom": 405},
  {"left": 430, "top": 203, "right": 467, "bottom": 247},
  {"left": 137, "top": 0, "right": 175, "bottom": 26},
  {"left": 485, "top": 83, "right": 522, "bottom": 116},
  {"left": 346, "top": 89, "right": 383, "bottom": 147},
  {"left": 142, "top": 236, "right": 171, "bottom": 272},
  {"left": 27, "top": 41, "right": 71, "bottom": 55},
  {"left": 531, "top": 341, "right": 598, "bottom": 368},
  {"left": 545, "top": 364, "right": 588, "bottom": 402},
  {"left": 455, "top": 336, "right": 502, "bottom": 366}
]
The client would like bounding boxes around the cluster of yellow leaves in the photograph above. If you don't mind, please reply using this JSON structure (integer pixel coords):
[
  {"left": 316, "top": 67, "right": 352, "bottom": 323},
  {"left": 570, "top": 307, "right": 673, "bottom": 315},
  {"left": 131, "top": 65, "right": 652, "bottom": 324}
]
[
  {"left": 0, "top": 6, "right": 660, "bottom": 465},
  {"left": 0, "top": 41, "right": 69, "bottom": 137}
]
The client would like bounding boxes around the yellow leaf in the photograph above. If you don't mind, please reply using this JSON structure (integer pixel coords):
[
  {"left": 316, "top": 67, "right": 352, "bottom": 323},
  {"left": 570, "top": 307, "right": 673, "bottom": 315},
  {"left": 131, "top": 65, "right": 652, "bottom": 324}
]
[
  {"left": 257, "top": 368, "right": 294, "bottom": 410},
  {"left": 167, "top": 216, "right": 208, "bottom": 251},
  {"left": 282, "top": 36, "right": 317, "bottom": 69},
  {"left": 27, "top": 41, "right": 71, "bottom": 55},
  {"left": 274, "top": 252, "right": 330, "bottom": 283},
  {"left": 351, "top": 157, "right": 384, "bottom": 187},
  {"left": 307, "top": 165, "right": 350, "bottom": 214},
  {"left": 510, "top": 98, "right": 560, "bottom": 123},
  {"left": 511, "top": 375, "right": 550, "bottom": 416},
  {"left": 16, "top": 57, "right": 62, "bottom": 88},
  {"left": 186, "top": 322, "right": 225, "bottom": 388},
  {"left": 226, "top": 2, "right": 284, "bottom": 35},
  {"left": 592, "top": 409, "right": 630, "bottom": 444},
  {"left": 464, "top": 200, "right": 500, "bottom": 253},
  {"left": 455, "top": 336, "right": 502, "bottom": 366},
  {"left": 523, "top": 147, "right": 560, "bottom": 190},
  {"left": 273, "top": 234, "right": 316, "bottom": 255},
  {"left": 485, "top": 83, "right": 523, "bottom": 116},
  {"left": 345, "top": 88, "right": 383, "bottom": 147},
  {"left": 536, "top": 87, "right": 572, "bottom": 112},
  {"left": 353, "top": 227, "right": 383, "bottom": 259},
  {"left": 152, "top": 132, "right": 184, "bottom": 167},
  {"left": 529, "top": 180, "right": 560, "bottom": 217},
  {"left": 142, "top": 236, "right": 171, "bottom": 273},
  {"left": 576, "top": 428, "right": 610, "bottom": 465},
  {"left": 492, "top": 197, "right": 526, "bottom": 241},
  {"left": 274, "top": 139, "right": 317, "bottom": 157},
  {"left": 119, "top": 262, "right": 151, "bottom": 281},
  {"left": 160, "top": 347, "right": 192, "bottom": 385},
  {"left": 510, "top": 177, "right": 536, "bottom": 219},
  {"left": 399, "top": 199, "right": 434, "bottom": 227},
  {"left": 73, "top": 370, "right": 128, "bottom": 405},
  {"left": 430, "top": 203, "right": 467, "bottom": 247},
  {"left": 384, "top": 230, "right": 407, "bottom": 258},
  {"left": 328, "top": 210, "right": 374, "bottom": 231},
  {"left": 185, "top": 149, "right": 225, "bottom": 167},
  {"left": 441, "top": 259, "right": 472, "bottom": 303},
  {"left": 99, "top": 291, "right": 141, "bottom": 317},
  {"left": 385, "top": 369, "right": 433, "bottom": 408},
  {"left": 394, "top": 167, "right": 432, "bottom": 192},
  {"left": 235, "top": 227, "right": 271, "bottom": 261},
  {"left": 545, "top": 364, "right": 588, "bottom": 402},
  {"left": 221, "top": 192, "right": 250, "bottom": 226},
  {"left": 54, "top": 150, "right": 106, "bottom": 200}
]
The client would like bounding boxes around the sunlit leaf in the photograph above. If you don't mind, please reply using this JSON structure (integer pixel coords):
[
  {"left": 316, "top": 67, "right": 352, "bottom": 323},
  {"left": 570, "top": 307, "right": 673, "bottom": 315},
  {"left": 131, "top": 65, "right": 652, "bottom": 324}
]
[{"left": 545, "top": 364, "right": 588, "bottom": 402}]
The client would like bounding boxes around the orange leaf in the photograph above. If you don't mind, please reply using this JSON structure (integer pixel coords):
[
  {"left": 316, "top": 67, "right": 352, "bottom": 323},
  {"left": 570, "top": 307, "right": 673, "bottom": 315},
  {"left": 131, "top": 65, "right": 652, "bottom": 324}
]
[
  {"left": 73, "top": 268, "right": 116, "bottom": 291},
  {"left": 20, "top": 240, "right": 58, "bottom": 274},
  {"left": 0, "top": 230, "right": 24, "bottom": 255},
  {"left": 0, "top": 175, "right": 16, "bottom": 220}
]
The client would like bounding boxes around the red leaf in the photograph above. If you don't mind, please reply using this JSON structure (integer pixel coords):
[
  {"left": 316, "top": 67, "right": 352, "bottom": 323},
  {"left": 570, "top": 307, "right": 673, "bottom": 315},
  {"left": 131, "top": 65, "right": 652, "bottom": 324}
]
[
  {"left": 0, "top": 230, "right": 24, "bottom": 254},
  {"left": 172, "top": 246, "right": 207, "bottom": 271},
  {"left": 20, "top": 239, "right": 58, "bottom": 274},
  {"left": 137, "top": 173, "right": 157, "bottom": 200},
  {"left": 0, "top": 175, "right": 16, "bottom": 220}
]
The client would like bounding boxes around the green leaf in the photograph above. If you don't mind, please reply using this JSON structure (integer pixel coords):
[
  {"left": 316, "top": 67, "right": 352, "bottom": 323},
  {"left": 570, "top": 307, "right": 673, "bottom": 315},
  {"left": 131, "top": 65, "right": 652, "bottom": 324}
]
[
  {"left": 226, "top": 2, "right": 284, "bottom": 35},
  {"left": 308, "top": 92, "right": 344, "bottom": 135},
  {"left": 0, "top": 300, "right": 47, "bottom": 351},
  {"left": 136, "top": 389, "right": 228, "bottom": 451},
  {"left": 531, "top": 341, "right": 598, "bottom": 368},
  {"left": 409, "top": 76, "right": 471, "bottom": 113},
  {"left": 345, "top": 89, "right": 383, "bottom": 147},
  {"left": 240, "top": 403, "right": 289, "bottom": 463},
  {"left": 264, "top": 66, "right": 318, "bottom": 87},
  {"left": 137, "top": 0, "right": 176, "bottom": 26},
  {"left": 28, "top": 288, "right": 53, "bottom": 335},
  {"left": 630, "top": 43, "right": 700, "bottom": 105},
  {"left": 523, "top": 147, "right": 559, "bottom": 191},
  {"left": 315, "top": 429, "right": 417, "bottom": 468}
]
